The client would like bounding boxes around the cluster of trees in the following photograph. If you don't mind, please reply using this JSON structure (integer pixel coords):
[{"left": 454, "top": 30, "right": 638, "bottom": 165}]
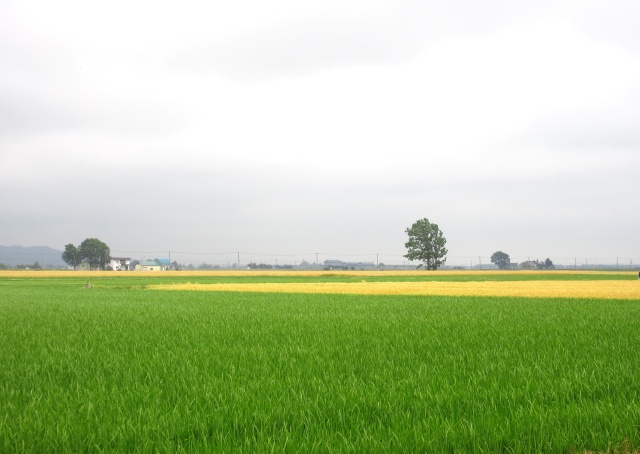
[
  {"left": 62, "top": 238, "right": 111, "bottom": 270},
  {"left": 491, "top": 251, "right": 554, "bottom": 270},
  {"left": 247, "top": 262, "right": 274, "bottom": 270}
]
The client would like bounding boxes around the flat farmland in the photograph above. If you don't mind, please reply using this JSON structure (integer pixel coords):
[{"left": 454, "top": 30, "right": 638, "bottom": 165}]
[{"left": 1, "top": 271, "right": 639, "bottom": 452}]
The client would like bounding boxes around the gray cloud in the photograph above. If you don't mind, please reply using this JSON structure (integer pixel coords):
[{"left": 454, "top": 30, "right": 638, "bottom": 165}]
[
  {"left": 172, "top": 0, "right": 567, "bottom": 79},
  {"left": 513, "top": 91, "right": 640, "bottom": 153},
  {"left": 1, "top": 0, "right": 639, "bottom": 264}
]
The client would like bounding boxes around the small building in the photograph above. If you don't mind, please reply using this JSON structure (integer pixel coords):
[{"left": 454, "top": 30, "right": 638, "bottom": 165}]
[
  {"left": 519, "top": 260, "right": 538, "bottom": 270},
  {"left": 135, "top": 258, "right": 173, "bottom": 271},
  {"left": 324, "top": 259, "right": 377, "bottom": 270},
  {"left": 156, "top": 258, "right": 173, "bottom": 270},
  {"left": 77, "top": 262, "right": 92, "bottom": 271},
  {"left": 324, "top": 260, "right": 348, "bottom": 270},
  {"left": 109, "top": 257, "right": 131, "bottom": 271},
  {"left": 77, "top": 261, "right": 109, "bottom": 271}
]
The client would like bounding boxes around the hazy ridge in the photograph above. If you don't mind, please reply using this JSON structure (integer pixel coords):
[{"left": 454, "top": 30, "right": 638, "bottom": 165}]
[{"left": 0, "top": 245, "right": 66, "bottom": 267}]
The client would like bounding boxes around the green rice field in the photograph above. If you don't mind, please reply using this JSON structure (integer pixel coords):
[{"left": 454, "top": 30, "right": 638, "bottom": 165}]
[{"left": 1, "top": 272, "right": 639, "bottom": 452}]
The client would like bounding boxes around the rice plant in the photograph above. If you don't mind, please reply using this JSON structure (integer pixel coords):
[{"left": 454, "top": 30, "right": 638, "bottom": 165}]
[{"left": 1, "top": 275, "right": 639, "bottom": 452}]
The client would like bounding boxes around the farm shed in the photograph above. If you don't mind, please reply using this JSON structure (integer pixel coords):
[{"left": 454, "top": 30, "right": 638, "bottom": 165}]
[
  {"left": 519, "top": 260, "right": 538, "bottom": 270},
  {"left": 135, "top": 259, "right": 173, "bottom": 271}
]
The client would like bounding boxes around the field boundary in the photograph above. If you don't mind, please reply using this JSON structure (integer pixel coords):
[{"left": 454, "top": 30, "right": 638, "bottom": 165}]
[{"left": 0, "top": 269, "right": 635, "bottom": 278}]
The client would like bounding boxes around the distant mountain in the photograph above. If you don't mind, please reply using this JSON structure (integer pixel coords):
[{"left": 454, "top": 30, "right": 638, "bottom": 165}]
[{"left": 0, "top": 245, "right": 67, "bottom": 268}]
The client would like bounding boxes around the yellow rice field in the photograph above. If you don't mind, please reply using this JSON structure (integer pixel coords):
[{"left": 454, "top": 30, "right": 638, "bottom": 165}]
[{"left": 149, "top": 280, "right": 640, "bottom": 299}]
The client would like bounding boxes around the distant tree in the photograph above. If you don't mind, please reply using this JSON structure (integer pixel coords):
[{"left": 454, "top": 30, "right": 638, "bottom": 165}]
[
  {"left": 404, "top": 218, "right": 448, "bottom": 270},
  {"left": 0, "top": 263, "right": 9, "bottom": 270},
  {"left": 62, "top": 243, "right": 82, "bottom": 269},
  {"left": 15, "top": 262, "right": 41, "bottom": 270},
  {"left": 490, "top": 251, "right": 511, "bottom": 270}
]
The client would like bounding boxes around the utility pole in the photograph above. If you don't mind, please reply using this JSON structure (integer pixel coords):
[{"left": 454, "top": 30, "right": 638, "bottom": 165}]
[
  {"left": 315, "top": 252, "right": 319, "bottom": 266},
  {"left": 237, "top": 252, "right": 240, "bottom": 269},
  {"left": 376, "top": 253, "right": 379, "bottom": 269},
  {"left": 478, "top": 256, "right": 481, "bottom": 270}
]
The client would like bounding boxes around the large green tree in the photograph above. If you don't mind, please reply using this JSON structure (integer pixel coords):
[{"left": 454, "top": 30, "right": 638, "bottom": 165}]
[
  {"left": 404, "top": 218, "right": 448, "bottom": 270},
  {"left": 62, "top": 244, "right": 82, "bottom": 270},
  {"left": 79, "top": 238, "right": 111, "bottom": 270},
  {"left": 490, "top": 251, "right": 511, "bottom": 270},
  {"left": 63, "top": 238, "right": 111, "bottom": 270}
]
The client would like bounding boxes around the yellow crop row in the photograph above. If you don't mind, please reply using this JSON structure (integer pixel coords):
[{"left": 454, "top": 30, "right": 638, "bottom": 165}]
[{"left": 149, "top": 280, "right": 640, "bottom": 300}]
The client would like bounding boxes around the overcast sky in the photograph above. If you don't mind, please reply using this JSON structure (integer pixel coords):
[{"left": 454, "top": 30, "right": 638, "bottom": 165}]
[{"left": 1, "top": 0, "right": 639, "bottom": 267}]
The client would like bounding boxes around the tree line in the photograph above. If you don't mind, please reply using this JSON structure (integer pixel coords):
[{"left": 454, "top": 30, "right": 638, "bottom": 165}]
[
  {"left": 0, "top": 262, "right": 43, "bottom": 270},
  {"left": 402, "top": 218, "right": 554, "bottom": 271},
  {"left": 52, "top": 226, "right": 553, "bottom": 272},
  {"left": 490, "top": 251, "right": 554, "bottom": 270}
]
